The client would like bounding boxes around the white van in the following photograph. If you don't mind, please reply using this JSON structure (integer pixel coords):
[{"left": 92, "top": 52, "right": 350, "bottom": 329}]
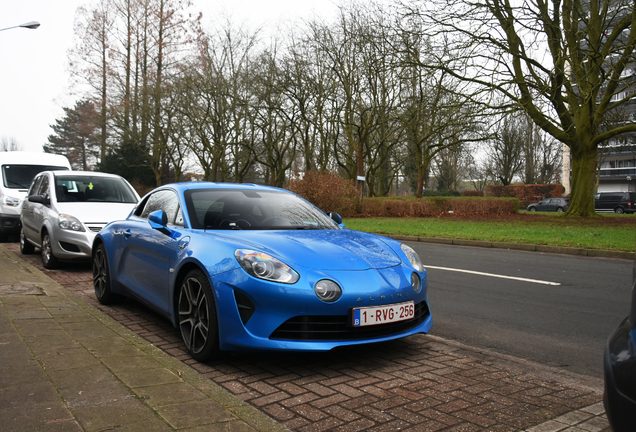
[{"left": 0, "top": 152, "right": 71, "bottom": 242}]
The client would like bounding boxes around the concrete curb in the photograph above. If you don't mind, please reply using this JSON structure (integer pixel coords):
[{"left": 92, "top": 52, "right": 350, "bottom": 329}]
[{"left": 386, "top": 235, "right": 635, "bottom": 260}]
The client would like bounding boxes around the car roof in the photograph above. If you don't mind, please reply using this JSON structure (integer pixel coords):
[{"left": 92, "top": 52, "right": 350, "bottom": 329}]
[
  {"left": 165, "top": 181, "right": 289, "bottom": 194},
  {"left": 48, "top": 170, "right": 125, "bottom": 179}
]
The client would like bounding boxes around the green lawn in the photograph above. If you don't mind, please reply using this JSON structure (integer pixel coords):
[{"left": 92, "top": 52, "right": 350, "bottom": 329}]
[{"left": 344, "top": 214, "right": 636, "bottom": 252}]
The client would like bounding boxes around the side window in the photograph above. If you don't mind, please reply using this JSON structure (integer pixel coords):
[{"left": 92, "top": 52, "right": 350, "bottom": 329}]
[
  {"left": 139, "top": 190, "right": 183, "bottom": 226},
  {"left": 174, "top": 206, "right": 184, "bottom": 227},
  {"left": 28, "top": 176, "right": 43, "bottom": 197},
  {"left": 37, "top": 175, "right": 50, "bottom": 198}
]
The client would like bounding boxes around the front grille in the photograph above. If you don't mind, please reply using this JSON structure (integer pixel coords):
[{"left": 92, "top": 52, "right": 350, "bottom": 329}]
[
  {"left": 87, "top": 226, "right": 103, "bottom": 233},
  {"left": 270, "top": 301, "right": 430, "bottom": 341}
]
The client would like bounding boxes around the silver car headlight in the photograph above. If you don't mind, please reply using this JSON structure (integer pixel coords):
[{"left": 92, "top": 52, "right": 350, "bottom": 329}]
[
  {"left": 58, "top": 214, "right": 85, "bottom": 232},
  {"left": 401, "top": 244, "right": 424, "bottom": 273},
  {"left": 235, "top": 249, "right": 299, "bottom": 284}
]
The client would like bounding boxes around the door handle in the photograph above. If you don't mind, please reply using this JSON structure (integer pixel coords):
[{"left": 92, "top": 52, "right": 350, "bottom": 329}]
[{"left": 124, "top": 229, "right": 132, "bottom": 238}]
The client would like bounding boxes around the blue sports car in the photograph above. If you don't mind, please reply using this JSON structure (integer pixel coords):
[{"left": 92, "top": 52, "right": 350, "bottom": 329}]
[{"left": 92, "top": 182, "right": 432, "bottom": 361}]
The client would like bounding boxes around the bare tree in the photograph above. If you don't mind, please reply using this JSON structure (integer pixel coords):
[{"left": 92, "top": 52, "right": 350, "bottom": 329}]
[
  {"left": 0, "top": 137, "right": 22, "bottom": 152},
  {"left": 485, "top": 114, "right": 525, "bottom": 186},
  {"left": 404, "top": 0, "right": 636, "bottom": 216},
  {"left": 521, "top": 115, "right": 563, "bottom": 185},
  {"left": 432, "top": 143, "right": 473, "bottom": 192},
  {"left": 68, "top": 0, "right": 114, "bottom": 164}
]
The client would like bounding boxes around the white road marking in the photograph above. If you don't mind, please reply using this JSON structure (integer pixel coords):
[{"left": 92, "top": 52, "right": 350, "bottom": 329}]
[{"left": 424, "top": 265, "right": 561, "bottom": 286}]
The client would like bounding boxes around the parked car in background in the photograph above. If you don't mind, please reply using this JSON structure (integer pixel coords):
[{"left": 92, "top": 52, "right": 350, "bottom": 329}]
[
  {"left": 0, "top": 152, "right": 71, "bottom": 242},
  {"left": 92, "top": 182, "right": 432, "bottom": 361},
  {"left": 595, "top": 192, "right": 636, "bottom": 214},
  {"left": 20, "top": 171, "right": 139, "bottom": 268},
  {"left": 603, "top": 245, "right": 636, "bottom": 431},
  {"left": 526, "top": 197, "right": 569, "bottom": 212}
]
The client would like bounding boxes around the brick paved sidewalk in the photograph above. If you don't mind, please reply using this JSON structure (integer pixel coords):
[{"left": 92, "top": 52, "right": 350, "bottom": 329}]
[{"left": 5, "top": 243, "right": 611, "bottom": 432}]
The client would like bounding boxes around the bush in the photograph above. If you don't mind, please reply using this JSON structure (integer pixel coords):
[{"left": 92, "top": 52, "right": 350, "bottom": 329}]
[
  {"left": 461, "top": 190, "right": 484, "bottom": 197},
  {"left": 422, "top": 190, "right": 462, "bottom": 197},
  {"left": 287, "top": 170, "right": 358, "bottom": 214},
  {"left": 485, "top": 184, "right": 564, "bottom": 208},
  {"left": 349, "top": 197, "right": 518, "bottom": 217}
]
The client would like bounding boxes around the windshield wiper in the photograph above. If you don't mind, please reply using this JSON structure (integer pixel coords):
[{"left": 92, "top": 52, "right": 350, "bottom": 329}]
[{"left": 7, "top": 180, "right": 30, "bottom": 188}]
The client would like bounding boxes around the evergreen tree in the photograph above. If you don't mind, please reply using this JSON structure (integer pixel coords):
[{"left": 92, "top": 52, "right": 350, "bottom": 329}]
[{"left": 44, "top": 100, "right": 100, "bottom": 170}]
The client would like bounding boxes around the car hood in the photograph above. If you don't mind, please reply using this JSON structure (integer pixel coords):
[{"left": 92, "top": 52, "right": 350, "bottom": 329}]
[
  {"left": 56, "top": 202, "right": 135, "bottom": 224},
  {"left": 211, "top": 229, "right": 402, "bottom": 271}
]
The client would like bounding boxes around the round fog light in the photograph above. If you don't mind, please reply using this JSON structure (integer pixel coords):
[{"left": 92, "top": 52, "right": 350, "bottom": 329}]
[
  {"left": 314, "top": 280, "right": 342, "bottom": 302},
  {"left": 411, "top": 272, "right": 421, "bottom": 293}
]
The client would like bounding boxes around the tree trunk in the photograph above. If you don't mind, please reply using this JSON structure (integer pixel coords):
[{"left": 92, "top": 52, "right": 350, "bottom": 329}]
[
  {"left": 356, "top": 140, "right": 364, "bottom": 200},
  {"left": 566, "top": 143, "right": 598, "bottom": 217}
]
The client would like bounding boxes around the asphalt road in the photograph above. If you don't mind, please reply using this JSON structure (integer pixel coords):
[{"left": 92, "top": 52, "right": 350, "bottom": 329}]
[{"left": 407, "top": 241, "right": 635, "bottom": 378}]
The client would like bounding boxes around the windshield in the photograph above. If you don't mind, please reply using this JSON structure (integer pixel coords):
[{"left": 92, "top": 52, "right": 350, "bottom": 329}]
[
  {"left": 2, "top": 165, "right": 69, "bottom": 189},
  {"left": 55, "top": 176, "right": 137, "bottom": 203},
  {"left": 185, "top": 189, "right": 340, "bottom": 230}
]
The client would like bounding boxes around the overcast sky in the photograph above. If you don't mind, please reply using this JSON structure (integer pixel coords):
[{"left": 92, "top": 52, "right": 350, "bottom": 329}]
[{"left": 0, "top": 0, "right": 337, "bottom": 153}]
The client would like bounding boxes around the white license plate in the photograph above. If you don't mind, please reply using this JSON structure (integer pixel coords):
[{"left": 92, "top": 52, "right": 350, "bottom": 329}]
[{"left": 352, "top": 301, "right": 415, "bottom": 327}]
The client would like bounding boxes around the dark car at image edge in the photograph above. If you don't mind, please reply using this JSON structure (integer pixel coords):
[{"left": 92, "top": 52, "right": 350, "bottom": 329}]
[
  {"left": 604, "top": 244, "right": 636, "bottom": 431},
  {"left": 595, "top": 192, "right": 636, "bottom": 214}
]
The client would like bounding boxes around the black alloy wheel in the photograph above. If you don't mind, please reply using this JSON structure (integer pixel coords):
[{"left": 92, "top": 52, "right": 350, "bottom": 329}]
[{"left": 178, "top": 269, "right": 220, "bottom": 361}]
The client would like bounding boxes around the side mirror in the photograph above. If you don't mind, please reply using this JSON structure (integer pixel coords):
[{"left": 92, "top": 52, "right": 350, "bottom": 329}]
[
  {"left": 329, "top": 212, "right": 345, "bottom": 228},
  {"left": 148, "top": 210, "right": 168, "bottom": 230},
  {"left": 28, "top": 195, "right": 50, "bottom": 205}
]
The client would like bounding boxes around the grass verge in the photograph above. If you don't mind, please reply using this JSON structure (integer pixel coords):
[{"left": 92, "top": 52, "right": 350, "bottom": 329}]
[{"left": 344, "top": 214, "right": 636, "bottom": 252}]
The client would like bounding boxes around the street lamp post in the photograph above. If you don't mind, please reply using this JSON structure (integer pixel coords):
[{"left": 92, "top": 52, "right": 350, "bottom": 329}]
[{"left": 0, "top": 21, "right": 41, "bottom": 32}]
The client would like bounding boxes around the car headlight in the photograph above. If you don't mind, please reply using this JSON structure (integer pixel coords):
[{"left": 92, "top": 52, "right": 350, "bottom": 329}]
[
  {"left": 2, "top": 196, "right": 21, "bottom": 207},
  {"left": 58, "top": 214, "right": 85, "bottom": 232},
  {"left": 401, "top": 244, "right": 424, "bottom": 273},
  {"left": 235, "top": 249, "right": 299, "bottom": 284}
]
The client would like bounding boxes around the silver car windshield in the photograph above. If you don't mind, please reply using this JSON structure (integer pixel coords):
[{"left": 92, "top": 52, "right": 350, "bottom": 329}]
[
  {"left": 55, "top": 176, "right": 137, "bottom": 203},
  {"left": 185, "top": 189, "right": 340, "bottom": 230}
]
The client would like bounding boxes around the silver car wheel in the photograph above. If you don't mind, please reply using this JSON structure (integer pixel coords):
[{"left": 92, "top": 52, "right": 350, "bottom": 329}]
[
  {"left": 20, "top": 227, "right": 34, "bottom": 254},
  {"left": 41, "top": 232, "right": 58, "bottom": 269}
]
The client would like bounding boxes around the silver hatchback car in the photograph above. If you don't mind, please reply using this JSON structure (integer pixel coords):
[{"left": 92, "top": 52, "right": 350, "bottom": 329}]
[{"left": 20, "top": 171, "right": 139, "bottom": 268}]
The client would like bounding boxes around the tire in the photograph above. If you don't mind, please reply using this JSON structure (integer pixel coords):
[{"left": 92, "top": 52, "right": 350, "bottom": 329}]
[
  {"left": 92, "top": 243, "right": 122, "bottom": 305},
  {"left": 178, "top": 269, "right": 220, "bottom": 361},
  {"left": 556, "top": 207, "right": 564, "bottom": 212},
  {"left": 0, "top": 231, "right": 8, "bottom": 243},
  {"left": 615, "top": 207, "right": 625, "bottom": 214},
  {"left": 20, "top": 227, "right": 35, "bottom": 254},
  {"left": 529, "top": 207, "right": 537, "bottom": 212},
  {"left": 41, "top": 231, "right": 59, "bottom": 269}
]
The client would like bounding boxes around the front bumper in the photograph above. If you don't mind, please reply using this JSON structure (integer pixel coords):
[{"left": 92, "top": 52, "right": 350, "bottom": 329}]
[
  {"left": 0, "top": 213, "right": 20, "bottom": 234},
  {"left": 49, "top": 227, "right": 98, "bottom": 261},
  {"left": 207, "top": 263, "right": 433, "bottom": 352},
  {"left": 603, "top": 316, "right": 636, "bottom": 431}
]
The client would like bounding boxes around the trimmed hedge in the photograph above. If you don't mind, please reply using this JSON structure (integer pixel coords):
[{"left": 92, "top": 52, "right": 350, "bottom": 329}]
[
  {"left": 345, "top": 197, "right": 519, "bottom": 218},
  {"left": 485, "top": 184, "right": 564, "bottom": 207},
  {"left": 461, "top": 190, "right": 485, "bottom": 197}
]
